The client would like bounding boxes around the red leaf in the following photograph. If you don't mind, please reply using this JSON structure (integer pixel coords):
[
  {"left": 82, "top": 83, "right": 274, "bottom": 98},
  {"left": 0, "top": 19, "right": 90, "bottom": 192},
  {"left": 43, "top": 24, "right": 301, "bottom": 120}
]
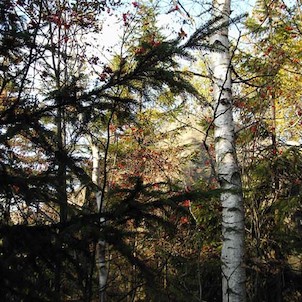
[
  {"left": 180, "top": 217, "right": 188, "bottom": 224},
  {"left": 12, "top": 185, "right": 20, "bottom": 193},
  {"left": 285, "top": 26, "right": 294, "bottom": 31},
  {"left": 182, "top": 200, "right": 190, "bottom": 207},
  {"left": 134, "top": 47, "right": 145, "bottom": 55},
  {"left": 250, "top": 125, "right": 257, "bottom": 133}
]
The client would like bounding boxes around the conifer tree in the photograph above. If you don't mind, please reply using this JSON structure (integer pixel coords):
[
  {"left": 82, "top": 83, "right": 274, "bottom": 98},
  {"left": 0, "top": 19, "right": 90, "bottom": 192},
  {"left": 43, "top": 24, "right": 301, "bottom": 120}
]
[{"left": 0, "top": 0, "right": 219, "bottom": 300}]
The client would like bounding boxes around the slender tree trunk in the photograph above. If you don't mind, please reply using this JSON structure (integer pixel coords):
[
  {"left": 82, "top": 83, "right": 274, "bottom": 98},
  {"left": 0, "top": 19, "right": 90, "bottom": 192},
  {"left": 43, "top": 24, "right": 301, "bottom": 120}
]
[
  {"left": 54, "top": 15, "right": 68, "bottom": 295},
  {"left": 91, "top": 143, "right": 108, "bottom": 302},
  {"left": 209, "top": 1, "right": 246, "bottom": 301},
  {"left": 55, "top": 98, "right": 67, "bottom": 301},
  {"left": 57, "top": 101, "right": 68, "bottom": 223}
]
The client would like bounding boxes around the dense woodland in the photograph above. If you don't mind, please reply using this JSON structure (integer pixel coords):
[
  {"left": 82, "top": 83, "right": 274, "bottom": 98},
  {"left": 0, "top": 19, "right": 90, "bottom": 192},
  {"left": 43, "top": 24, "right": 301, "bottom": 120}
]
[{"left": 0, "top": 0, "right": 302, "bottom": 301}]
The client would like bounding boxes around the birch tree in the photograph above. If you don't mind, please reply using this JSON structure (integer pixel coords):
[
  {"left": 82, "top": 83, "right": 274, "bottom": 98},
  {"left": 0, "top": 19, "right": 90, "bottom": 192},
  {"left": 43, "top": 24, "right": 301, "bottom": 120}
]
[
  {"left": 90, "top": 141, "right": 108, "bottom": 302},
  {"left": 209, "top": 0, "right": 246, "bottom": 301}
]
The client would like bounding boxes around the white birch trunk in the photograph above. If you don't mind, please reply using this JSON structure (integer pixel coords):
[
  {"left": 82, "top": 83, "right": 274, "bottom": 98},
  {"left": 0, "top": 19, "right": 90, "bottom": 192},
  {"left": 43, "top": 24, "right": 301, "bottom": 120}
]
[
  {"left": 91, "top": 143, "right": 107, "bottom": 302},
  {"left": 209, "top": 1, "right": 246, "bottom": 301}
]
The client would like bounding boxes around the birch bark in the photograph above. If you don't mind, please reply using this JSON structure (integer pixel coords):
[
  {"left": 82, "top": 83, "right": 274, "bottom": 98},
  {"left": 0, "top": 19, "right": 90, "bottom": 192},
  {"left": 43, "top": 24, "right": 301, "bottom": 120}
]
[
  {"left": 91, "top": 143, "right": 107, "bottom": 302},
  {"left": 209, "top": 0, "right": 246, "bottom": 301}
]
